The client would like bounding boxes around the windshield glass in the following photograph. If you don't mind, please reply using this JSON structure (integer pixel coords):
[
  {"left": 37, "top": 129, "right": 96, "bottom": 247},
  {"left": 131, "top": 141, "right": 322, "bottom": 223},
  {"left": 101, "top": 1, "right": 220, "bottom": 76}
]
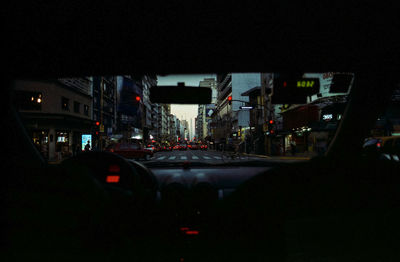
[{"left": 13, "top": 73, "right": 354, "bottom": 166}]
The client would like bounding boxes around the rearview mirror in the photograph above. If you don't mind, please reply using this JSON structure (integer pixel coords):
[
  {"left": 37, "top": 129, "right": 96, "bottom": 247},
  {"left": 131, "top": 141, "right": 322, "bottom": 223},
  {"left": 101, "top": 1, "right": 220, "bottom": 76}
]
[{"left": 150, "top": 85, "right": 212, "bottom": 104}]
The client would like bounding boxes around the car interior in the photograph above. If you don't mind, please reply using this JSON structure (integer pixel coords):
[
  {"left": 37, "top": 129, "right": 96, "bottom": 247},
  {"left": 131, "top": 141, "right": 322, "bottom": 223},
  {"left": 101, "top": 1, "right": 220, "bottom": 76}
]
[{"left": 3, "top": 3, "right": 400, "bottom": 262}]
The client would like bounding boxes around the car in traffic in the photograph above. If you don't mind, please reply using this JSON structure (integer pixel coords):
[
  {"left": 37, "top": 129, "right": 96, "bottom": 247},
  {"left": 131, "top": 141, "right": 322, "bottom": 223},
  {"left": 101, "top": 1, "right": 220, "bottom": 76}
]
[
  {"left": 145, "top": 144, "right": 157, "bottom": 153},
  {"left": 178, "top": 143, "right": 188, "bottom": 150},
  {"left": 106, "top": 143, "right": 154, "bottom": 160},
  {"left": 363, "top": 136, "right": 400, "bottom": 161},
  {"left": 188, "top": 142, "right": 199, "bottom": 150},
  {"left": 160, "top": 144, "right": 172, "bottom": 151},
  {"left": 200, "top": 144, "right": 208, "bottom": 150}
]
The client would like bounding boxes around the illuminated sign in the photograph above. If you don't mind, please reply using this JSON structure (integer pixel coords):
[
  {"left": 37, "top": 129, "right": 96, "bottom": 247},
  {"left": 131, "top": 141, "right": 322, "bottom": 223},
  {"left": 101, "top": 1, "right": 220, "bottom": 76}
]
[
  {"left": 323, "top": 114, "right": 333, "bottom": 121},
  {"left": 82, "top": 134, "right": 92, "bottom": 151},
  {"left": 272, "top": 77, "right": 320, "bottom": 104},
  {"left": 297, "top": 80, "right": 316, "bottom": 88}
]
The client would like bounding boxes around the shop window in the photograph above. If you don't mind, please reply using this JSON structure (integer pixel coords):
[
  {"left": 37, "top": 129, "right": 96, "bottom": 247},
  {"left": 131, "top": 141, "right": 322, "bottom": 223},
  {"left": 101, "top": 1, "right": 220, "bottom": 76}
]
[
  {"left": 74, "top": 101, "right": 80, "bottom": 113},
  {"left": 14, "top": 91, "right": 42, "bottom": 111},
  {"left": 84, "top": 104, "right": 89, "bottom": 116},
  {"left": 61, "top": 97, "right": 69, "bottom": 111}
]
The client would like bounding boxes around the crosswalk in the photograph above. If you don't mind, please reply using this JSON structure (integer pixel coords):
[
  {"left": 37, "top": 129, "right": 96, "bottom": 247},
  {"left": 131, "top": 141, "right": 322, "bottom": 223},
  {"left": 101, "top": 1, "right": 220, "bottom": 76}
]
[{"left": 152, "top": 154, "right": 237, "bottom": 161}]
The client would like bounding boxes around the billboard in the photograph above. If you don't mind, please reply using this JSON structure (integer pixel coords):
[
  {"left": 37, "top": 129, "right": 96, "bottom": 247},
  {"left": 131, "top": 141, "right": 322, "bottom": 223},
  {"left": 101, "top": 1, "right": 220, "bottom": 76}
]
[
  {"left": 303, "top": 72, "right": 353, "bottom": 102},
  {"left": 81, "top": 134, "right": 92, "bottom": 151}
]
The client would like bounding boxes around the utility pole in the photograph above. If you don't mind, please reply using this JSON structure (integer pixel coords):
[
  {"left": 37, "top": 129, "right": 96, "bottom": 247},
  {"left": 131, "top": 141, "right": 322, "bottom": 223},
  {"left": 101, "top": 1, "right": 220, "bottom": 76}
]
[{"left": 100, "top": 77, "right": 104, "bottom": 151}]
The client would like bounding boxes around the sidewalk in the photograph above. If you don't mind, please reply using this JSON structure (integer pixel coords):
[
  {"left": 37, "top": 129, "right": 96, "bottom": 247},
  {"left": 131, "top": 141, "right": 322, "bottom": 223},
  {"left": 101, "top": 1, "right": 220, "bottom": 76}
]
[
  {"left": 244, "top": 151, "right": 317, "bottom": 160},
  {"left": 48, "top": 159, "right": 62, "bottom": 165},
  {"left": 209, "top": 149, "right": 317, "bottom": 160}
]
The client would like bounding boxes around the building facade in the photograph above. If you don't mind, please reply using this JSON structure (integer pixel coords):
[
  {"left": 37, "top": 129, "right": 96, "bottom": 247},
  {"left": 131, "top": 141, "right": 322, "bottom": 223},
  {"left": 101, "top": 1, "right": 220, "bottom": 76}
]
[
  {"left": 92, "top": 76, "right": 117, "bottom": 150},
  {"left": 211, "top": 73, "right": 262, "bottom": 149},
  {"left": 14, "top": 78, "right": 93, "bottom": 161}
]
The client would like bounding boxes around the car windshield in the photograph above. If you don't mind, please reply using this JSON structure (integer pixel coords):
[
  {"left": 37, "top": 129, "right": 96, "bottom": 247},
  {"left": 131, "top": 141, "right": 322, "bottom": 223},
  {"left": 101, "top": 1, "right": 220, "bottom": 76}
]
[{"left": 14, "top": 73, "right": 356, "bottom": 166}]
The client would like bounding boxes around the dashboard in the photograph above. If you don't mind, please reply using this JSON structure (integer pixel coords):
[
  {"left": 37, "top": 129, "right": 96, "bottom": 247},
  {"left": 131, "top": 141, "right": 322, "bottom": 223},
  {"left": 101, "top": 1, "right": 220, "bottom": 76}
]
[{"left": 150, "top": 167, "right": 272, "bottom": 200}]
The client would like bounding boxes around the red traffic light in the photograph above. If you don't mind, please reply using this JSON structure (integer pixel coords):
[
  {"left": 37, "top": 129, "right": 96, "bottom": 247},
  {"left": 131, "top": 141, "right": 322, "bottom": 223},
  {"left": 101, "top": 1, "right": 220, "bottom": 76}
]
[
  {"left": 135, "top": 96, "right": 141, "bottom": 102},
  {"left": 269, "top": 120, "right": 274, "bottom": 124},
  {"left": 95, "top": 121, "right": 100, "bottom": 126},
  {"left": 228, "top": 96, "right": 232, "bottom": 101}
]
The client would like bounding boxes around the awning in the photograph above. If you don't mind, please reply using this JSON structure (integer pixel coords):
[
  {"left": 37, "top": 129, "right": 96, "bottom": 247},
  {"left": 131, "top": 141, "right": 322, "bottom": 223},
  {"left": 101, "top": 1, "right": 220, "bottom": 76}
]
[{"left": 241, "top": 86, "right": 261, "bottom": 96}]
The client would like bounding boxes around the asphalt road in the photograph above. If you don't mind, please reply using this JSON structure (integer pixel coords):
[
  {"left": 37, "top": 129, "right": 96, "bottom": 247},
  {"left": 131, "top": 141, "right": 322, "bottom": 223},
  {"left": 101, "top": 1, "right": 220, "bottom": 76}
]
[{"left": 140, "top": 149, "right": 273, "bottom": 163}]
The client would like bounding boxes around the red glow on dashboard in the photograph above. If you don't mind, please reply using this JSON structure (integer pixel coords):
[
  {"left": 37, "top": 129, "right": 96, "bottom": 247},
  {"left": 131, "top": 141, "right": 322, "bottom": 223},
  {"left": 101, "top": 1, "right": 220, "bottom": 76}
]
[
  {"left": 185, "top": 230, "right": 199, "bottom": 235},
  {"left": 108, "top": 165, "right": 120, "bottom": 173},
  {"left": 106, "top": 175, "right": 120, "bottom": 183}
]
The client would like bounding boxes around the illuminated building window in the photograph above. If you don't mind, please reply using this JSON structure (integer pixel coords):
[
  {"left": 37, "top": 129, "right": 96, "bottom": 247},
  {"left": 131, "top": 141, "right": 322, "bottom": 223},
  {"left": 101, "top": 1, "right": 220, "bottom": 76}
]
[
  {"left": 14, "top": 91, "right": 42, "bottom": 111},
  {"left": 84, "top": 104, "right": 89, "bottom": 116},
  {"left": 61, "top": 97, "right": 69, "bottom": 111}
]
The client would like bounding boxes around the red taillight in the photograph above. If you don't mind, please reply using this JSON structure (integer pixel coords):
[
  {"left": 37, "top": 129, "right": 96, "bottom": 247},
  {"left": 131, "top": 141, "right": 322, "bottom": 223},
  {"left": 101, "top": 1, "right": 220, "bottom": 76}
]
[
  {"left": 106, "top": 175, "right": 120, "bottom": 183},
  {"left": 185, "top": 230, "right": 199, "bottom": 235},
  {"left": 180, "top": 227, "right": 199, "bottom": 235},
  {"left": 108, "top": 165, "right": 120, "bottom": 173}
]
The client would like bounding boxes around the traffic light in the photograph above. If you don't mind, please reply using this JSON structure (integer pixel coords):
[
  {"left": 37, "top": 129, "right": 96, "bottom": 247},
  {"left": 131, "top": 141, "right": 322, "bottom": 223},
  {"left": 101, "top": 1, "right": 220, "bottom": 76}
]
[
  {"left": 228, "top": 95, "right": 232, "bottom": 105},
  {"left": 94, "top": 121, "right": 100, "bottom": 138},
  {"left": 135, "top": 95, "right": 141, "bottom": 102},
  {"left": 267, "top": 119, "right": 276, "bottom": 136}
]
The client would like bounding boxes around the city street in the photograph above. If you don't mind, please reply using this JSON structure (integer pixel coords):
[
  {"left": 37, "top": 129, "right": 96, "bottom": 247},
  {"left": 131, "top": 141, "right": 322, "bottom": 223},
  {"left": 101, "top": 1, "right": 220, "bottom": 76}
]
[{"left": 139, "top": 149, "right": 309, "bottom": 164}]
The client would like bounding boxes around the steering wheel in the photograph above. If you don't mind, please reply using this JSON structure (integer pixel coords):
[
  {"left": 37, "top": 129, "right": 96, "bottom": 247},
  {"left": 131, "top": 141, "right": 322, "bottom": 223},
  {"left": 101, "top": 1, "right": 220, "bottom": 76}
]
[
  {"left": 61, "top": 152, "right": 142, "bottom": 194},
  {"left": 61, "top": 151, "right": 161, "bottom": 236}
]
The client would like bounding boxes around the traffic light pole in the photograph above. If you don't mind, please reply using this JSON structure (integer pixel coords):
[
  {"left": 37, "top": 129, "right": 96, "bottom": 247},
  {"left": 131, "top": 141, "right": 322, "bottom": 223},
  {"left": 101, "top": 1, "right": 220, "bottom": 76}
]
[{"left": 100, "top": 78, "right": 104, "bottom": 151}]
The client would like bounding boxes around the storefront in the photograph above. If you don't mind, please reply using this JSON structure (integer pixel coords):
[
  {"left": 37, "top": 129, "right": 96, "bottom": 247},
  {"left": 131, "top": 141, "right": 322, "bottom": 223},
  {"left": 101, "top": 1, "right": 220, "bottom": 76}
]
[
  {"left": 31, "top": 130, "right": 49, "bottom": 159},
  {"left": 56, "top": 131, "right": 71, "bottom": 160},
  {"left": 20, "top": 113, "right": 93, "bottom": 161},
  {"left": 280, "top": 104, "right": 320, "bottom": 154}
]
